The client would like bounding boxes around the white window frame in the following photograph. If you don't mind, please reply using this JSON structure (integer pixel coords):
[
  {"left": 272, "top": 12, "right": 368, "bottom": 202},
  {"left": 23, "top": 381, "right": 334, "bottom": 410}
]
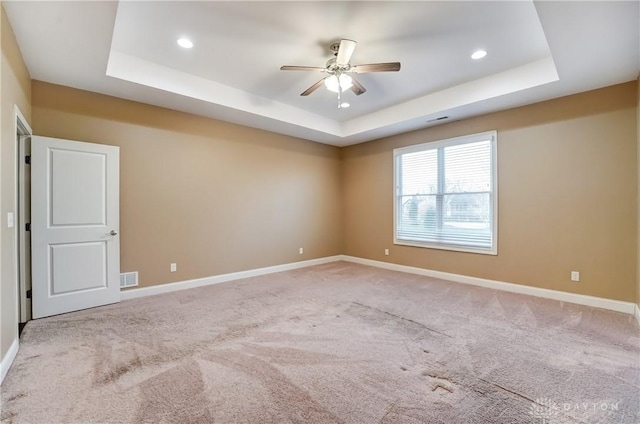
[{"left": 393, "top": 130, "right": 498, "bottom": 255}]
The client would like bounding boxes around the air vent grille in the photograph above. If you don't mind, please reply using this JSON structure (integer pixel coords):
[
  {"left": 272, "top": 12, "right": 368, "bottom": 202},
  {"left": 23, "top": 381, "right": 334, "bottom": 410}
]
[
  {"left": 120, "top": 271, "right": 138, "bottom": 288},
  {"left": 427, "top": 116, "right": 449, "bottom": 123}
]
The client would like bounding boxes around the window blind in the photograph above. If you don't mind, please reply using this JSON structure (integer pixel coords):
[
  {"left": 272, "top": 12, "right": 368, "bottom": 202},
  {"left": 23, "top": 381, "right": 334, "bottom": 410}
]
[{"left": 394, "top": 131, "right": 497, "bottom": 254}]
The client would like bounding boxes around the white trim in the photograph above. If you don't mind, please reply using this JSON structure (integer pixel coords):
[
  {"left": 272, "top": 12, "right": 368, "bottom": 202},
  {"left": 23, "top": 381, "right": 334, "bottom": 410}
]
[
  {"left": 14, "top": 105, "right": 33, "bottom": 135},
  {"left": 119, "top": 253, "right": 637, "bottom": 317},
  {"left": 341, "top": 256, "right": 637, "bottom": 315},
  {"left": 0, "top": 339, "right": 19, "bottom": 385},
  {"left": 121, "top": 256, "right": 343, "bottom": 300},
  {"left": 15, "top": 107, "right": 32, "bottom": 324}
]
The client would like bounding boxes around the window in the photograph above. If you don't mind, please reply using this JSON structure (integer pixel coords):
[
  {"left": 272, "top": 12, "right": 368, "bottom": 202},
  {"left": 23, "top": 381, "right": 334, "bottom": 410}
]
[{"left": 394, "top": 131, "right": 497, "bottom": 255}]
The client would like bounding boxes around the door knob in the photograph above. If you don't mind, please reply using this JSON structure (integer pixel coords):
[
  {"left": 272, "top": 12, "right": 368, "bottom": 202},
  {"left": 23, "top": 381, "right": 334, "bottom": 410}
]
[{"left": 109, "top": 230, "right": 118, "bottom": 236}]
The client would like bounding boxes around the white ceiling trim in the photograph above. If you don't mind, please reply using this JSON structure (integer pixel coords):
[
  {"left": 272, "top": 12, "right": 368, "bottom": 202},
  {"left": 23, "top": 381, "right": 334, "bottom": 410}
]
[
  {"left": 107, "top": 50, "right": 558, "bottom": 141},
  {"left": 106, "top": 50, "right": 341, "bottom": 136},
  {"left": 342, "top": 57, "right": 559, "bottom": 137}
]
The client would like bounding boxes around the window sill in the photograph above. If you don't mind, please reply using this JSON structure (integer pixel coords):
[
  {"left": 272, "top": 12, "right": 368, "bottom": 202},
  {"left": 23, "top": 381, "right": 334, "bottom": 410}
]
[{"left": 394, "top": 239, "right": 497, "bottom": 256}]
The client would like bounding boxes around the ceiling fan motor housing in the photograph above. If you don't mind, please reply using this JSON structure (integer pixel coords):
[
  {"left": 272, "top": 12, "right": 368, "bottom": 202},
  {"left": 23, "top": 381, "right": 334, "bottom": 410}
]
[{"left": 326, "top": 58, "right": 350, "bottom": 74}]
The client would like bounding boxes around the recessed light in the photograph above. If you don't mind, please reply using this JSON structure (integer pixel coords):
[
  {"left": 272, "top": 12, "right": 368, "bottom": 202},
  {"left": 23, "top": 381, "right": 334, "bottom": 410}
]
[
  {"left": 177, "top": 38, "right": 193, "bottom": 49},
  {"left": 471, "top": 50, "right": 487, "bottom": 60},
  {"left": 340, "top": 102, "right": 350, "bottom": 108}
]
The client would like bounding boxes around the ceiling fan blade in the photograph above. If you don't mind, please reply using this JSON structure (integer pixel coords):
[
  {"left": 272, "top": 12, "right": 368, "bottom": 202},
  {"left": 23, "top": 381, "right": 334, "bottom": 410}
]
[
  {"left": 280, "top": 66, "right": 326, "bottom": 72},
  {"left": 350, "top": 78, "right": 366, "bottom": 96},
  {"left": 300, "top": 79, "right": 325, "bottom": 96},
  {"left": 336, "top": 39, "right": 357, "bottom": 65},
  {"left": 352, "top": 62, "right": 401, "bottom": 73}
]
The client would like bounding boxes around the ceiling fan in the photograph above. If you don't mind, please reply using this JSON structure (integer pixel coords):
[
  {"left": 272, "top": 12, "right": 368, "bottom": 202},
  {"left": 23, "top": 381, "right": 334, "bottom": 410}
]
[{"left": 280, "top": 39, "right": 401, "bottom": 108}]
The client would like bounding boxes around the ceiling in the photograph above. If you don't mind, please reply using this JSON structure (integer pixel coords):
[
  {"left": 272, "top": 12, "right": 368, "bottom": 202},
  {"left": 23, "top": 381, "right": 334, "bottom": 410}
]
[{"left": 3, "top": 1, "right": 639, "bottom": 147}]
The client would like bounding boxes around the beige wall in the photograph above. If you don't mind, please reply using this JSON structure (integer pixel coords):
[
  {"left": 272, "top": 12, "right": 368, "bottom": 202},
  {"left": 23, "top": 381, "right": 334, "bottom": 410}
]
[
  {"left": 1, "top": 5, "right": 31, "bottom": 362},
  {"left": 28, "top": 81, "right": 640, "bottom": 305},
  {"left": 31, "top": 81, "right": 343, "bottom": 289},
  {"left": 343, "top": 82, "right": 638, "bottom": 302}
]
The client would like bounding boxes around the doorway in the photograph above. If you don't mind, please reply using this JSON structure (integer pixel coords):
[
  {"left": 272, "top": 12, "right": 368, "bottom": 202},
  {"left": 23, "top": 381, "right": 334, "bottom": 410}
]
[{"left": 14, "top": 117, "right": 121, "bottom": 324}]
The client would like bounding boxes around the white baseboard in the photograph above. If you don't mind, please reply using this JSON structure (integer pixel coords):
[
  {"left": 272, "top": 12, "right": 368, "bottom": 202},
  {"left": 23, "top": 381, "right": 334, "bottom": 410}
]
[
  {"left": 0, "top": 338, "right": 19, "bottom": 385},
  {"left": 120, "top": 253, "right": 637, "bottom": 318},
  {"left": 121, "top": 255, "right": 343, "bottom": 301},
  {"left": 341, "top": 255, "right": 637, "bottom": 316}
]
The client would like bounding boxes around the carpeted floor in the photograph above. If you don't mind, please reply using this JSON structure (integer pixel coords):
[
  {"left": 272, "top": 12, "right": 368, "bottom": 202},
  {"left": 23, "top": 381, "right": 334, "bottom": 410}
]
[{"left": 1, "top": 261, "right": 639, "bottom": 423}]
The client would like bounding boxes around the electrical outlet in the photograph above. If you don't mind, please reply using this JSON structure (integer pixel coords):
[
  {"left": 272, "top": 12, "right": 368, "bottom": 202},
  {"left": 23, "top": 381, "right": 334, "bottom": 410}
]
[
  {"left": 299, "top": 247, "right": 304, "bottom": 254},
  {"left": 571, "top": 271, "right": 579, "bottom": 282},
  {"left": 384, "top": 248, "right": 389, "bottom": 256},
  {"left": 170, "top": 263, "right": 177, "bottom": 272}
]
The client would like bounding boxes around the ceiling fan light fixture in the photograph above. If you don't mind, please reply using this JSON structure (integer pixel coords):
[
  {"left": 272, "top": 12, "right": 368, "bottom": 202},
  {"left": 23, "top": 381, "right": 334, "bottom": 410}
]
[{"left": 324, "top": 74, "right": 353, "bottom": 93}]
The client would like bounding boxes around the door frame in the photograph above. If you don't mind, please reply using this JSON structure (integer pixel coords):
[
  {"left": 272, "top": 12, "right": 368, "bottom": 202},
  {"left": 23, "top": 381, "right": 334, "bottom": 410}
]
[{"left": 15, "top": 106, "right": 32, "bottom": 324}]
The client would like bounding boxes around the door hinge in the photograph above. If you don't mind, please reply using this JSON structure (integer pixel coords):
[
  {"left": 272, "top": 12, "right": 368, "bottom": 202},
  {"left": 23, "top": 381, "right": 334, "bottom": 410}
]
[
  {"left": 26, "top": 289, "right": 32, "bottom": 299},
  {"left": 25, "top": 155, "right": 31, "bottom": 165},
  {"left": 25, "top": 223, "right": 31, "bottom": 231}
]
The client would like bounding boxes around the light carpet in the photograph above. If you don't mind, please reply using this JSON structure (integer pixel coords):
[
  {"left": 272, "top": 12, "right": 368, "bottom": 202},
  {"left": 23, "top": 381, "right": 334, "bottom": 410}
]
[{"left": 1, "top": 262, "right": 639, "bottom": 423}]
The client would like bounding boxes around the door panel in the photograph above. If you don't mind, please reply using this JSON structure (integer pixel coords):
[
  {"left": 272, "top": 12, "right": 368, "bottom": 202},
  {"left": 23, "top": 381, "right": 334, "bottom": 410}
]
[
  {"left": 32, "top": 136, "right": 120, "bottom": 319},
  {"left": 50, "top": 242, "right": 107, "bottom": 294},
  {"left": 50, "top": 149, "right": 107, "bottom": 226}
]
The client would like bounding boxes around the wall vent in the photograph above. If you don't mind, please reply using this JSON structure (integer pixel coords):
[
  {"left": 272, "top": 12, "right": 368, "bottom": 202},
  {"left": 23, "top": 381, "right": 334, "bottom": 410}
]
[{"left": 120, "top": 271, "right": 139, "bottom": 288}]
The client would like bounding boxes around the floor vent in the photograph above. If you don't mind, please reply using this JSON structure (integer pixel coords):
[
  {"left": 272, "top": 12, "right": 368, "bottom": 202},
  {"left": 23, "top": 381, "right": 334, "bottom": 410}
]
[{"left": 120, "top": 271, "right": 139, "bottom": 288}]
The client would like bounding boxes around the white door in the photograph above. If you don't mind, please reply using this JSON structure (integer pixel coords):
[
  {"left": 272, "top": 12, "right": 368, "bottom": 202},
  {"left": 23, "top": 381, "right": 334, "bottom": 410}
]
[{"left": 31, "top": 136, "right": 120, "bottom": 319}]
